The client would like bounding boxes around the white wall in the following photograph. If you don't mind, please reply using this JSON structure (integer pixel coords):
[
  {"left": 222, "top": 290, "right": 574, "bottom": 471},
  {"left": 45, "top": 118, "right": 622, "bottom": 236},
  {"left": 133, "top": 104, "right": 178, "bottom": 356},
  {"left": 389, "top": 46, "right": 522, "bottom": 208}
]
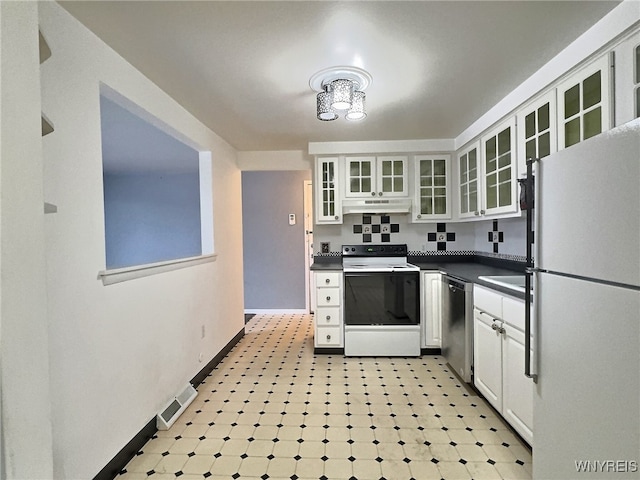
[
  {"left": 314, "top": 215, "right": 477, "bottom": 254},
  {"left": 474, "top": 217, "right": 527, "bottom": 257},
  {"left": 314, "top": 215, "right": 527, "bottom": 257},
  {"left": 0, "top": 3, "right": 54, "bottom": 478},
  {"left": 36, "top": 3, "right": 244, "bottom": 479},
  {"left": 237, "top": 150, "right": 312, "bottom": 171}
]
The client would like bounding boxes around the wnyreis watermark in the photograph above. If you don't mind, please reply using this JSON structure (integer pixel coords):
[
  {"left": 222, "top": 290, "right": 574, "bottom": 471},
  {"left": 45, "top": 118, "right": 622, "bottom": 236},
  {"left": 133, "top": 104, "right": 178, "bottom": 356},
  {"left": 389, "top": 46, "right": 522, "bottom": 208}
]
[{"left": 575, "top": 460, "right": 638, "bottom": 473}]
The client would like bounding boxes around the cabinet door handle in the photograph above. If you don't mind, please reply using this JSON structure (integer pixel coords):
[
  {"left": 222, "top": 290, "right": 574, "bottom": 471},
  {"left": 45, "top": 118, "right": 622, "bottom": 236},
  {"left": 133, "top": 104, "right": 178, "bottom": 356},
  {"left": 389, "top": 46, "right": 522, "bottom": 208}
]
[
  {"left": 326, "top": 296, "right": 331, "bottom": 302},
  {"left": 378, "top": 192, "right": 383, "bottom": 196},
  {"left": 480, "top": 209, "right": 486, "bottom": 215},
  {"left": 325, "top": 278, "right": 331, "bottom": 284},
  {"left": 417, "top": 214, "right": 422, "bottom": 219},
  {"left": 334, "top": 215, "right": 339, "bottom": 220},
  {"left": 491, "top": 323, "right": 499, "bottom": 331},
  {"left": 474, "top": 211, "right": 480, "bottom": 216},
  {"left": 326, "top": 334, "right": 331, "bottom": 341},
  {"left": 325, "top": 315, "right": 331, "bottom": 322},
  {"left": 371, "top": 192, "right": 376, "bottom": 196}
]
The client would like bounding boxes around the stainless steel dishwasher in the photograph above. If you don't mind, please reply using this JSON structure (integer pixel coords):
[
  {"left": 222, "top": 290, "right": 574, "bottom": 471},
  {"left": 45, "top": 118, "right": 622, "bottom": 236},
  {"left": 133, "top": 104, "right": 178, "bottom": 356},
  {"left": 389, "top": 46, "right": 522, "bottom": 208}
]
[{"left": 441, "top": 275, "right": 474, "bottom": 383}]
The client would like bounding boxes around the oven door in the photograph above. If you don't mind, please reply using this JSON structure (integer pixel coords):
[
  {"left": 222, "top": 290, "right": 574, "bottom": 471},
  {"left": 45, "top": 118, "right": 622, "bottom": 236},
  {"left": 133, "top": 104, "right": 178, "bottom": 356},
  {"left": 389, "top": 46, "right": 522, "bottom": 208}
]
[{"left": 344, "top": 271, "right": 419, "bottom": 326}]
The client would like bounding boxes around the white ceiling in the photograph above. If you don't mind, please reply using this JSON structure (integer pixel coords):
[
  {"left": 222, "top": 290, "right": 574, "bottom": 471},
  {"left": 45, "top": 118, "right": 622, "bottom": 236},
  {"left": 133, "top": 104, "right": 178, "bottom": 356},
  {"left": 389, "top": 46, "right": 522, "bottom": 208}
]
[{"left": 60, "top": 1, "right": 620, "bottom": 152}]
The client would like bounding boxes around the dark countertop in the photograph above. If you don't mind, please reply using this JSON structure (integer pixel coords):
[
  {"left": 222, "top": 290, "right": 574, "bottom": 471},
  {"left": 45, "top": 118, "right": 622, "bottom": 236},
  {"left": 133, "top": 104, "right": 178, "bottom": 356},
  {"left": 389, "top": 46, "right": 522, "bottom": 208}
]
[
  {"left": 310, "top": 260, "right": 343, "bottom": 271},
  {"left": 311, "top": 256, "right": 528, "bottom": 299},
  {"left": 412, "top": 261, "right": 526, "bottom": 299}
]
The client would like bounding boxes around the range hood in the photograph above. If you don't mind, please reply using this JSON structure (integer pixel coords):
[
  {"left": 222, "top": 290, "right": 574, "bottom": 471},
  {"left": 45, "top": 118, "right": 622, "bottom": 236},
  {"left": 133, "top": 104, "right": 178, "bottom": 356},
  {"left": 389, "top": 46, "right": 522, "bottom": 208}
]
[{"left": 342, "top": 198, "right": 412, "bottom": 215}]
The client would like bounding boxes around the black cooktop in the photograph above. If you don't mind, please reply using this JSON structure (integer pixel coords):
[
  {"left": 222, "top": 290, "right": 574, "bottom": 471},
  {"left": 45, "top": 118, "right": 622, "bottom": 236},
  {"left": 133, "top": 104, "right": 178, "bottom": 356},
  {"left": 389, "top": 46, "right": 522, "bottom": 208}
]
[{"left": 342, "top": 244, "right": 408, "bottom": 257}]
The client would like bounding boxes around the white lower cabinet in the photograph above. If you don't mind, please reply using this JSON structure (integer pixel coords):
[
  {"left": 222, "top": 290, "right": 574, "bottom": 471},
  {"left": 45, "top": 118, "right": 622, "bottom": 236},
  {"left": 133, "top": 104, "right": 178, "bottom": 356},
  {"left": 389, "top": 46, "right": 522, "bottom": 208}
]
[
  {"left": 502, "top": 324, "right": 534, "bottom": 442},
  {"left": 473, "top": 285, "right": 533, "bottom": 446},
  {"left": 313, "top": 271, "right": 343, "bottom": 349},
  {"left": 474, "top": 310, "right": 503, "bottom": 409},
  {"left": 421, "top": 271, "right": 442, "bottom": 348}
]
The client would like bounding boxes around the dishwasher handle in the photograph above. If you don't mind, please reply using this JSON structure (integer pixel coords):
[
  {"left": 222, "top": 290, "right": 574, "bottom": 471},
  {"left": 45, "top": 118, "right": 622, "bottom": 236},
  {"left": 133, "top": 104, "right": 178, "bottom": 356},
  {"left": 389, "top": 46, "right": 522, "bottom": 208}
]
[{"left": 445, "top": 276, "right": 468, "bottom": 292}]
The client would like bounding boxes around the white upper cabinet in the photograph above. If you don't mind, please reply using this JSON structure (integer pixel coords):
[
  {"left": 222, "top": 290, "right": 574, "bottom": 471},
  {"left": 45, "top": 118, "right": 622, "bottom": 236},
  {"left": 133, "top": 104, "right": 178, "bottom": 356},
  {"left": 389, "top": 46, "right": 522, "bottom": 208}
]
[
  {"left": 315, "top": 156, "right": 342, "bottom": 224},
  {"left": 412, "top": 154, "right": 451, "bottom": 222},
  {"left": 516, "top": 91, "right": 557, "bottom": 177},
  {"left": 457, "top": 118, "right": 518, "bottom": 220},
  {"left": 613, "top": 31, "right": 640, "bottom": 125},
  {"left": 557, "top": 54, "right": 612, "bottom": 150},
  {"left": 458, "top": 142, "right": 481, "bottom": 219},
  {"left": 480, "top": 117, "right": 518, "bottom": 216},
  {"left": 345, "top": 155, "right": 408, "bottom": 198}
]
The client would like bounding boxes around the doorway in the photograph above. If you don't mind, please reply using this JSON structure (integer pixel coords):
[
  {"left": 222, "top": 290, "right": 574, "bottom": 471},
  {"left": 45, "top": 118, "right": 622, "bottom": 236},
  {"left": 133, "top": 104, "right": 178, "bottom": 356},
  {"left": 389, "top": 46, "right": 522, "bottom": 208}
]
[{"left": 241, "top": 171, "right": 311, "bottom": 312}]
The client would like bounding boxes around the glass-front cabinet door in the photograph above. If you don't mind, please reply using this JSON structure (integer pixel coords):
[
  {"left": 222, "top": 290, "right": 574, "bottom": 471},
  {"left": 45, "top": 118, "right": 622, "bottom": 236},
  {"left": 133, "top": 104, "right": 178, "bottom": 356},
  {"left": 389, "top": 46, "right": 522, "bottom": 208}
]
[
  {"left": 345, "top": 156, "right": 375, "bottom": 197},
  {"left": 481, "top": 117, "right": 518, "bottom": 216},
  {"left": 345, "top": 155, "right": 408, "bottom": 198},
  {"left": 458, "top": 143, "right": 481, "bottom": 219},
  {"left": 557, "top": 54, "right": 612, "bottom": 150},
  {"left": 377, "top": 156, "right": 408, "bottom": 197},
  {"left": 315, "top": 156, "right": 342, "bottom": 224},
  {"left": 412, "top": 154, "right": 451, "bottom": 222},
  {"left": 517, "top": 91, "right": 556, "bottom": 176}
]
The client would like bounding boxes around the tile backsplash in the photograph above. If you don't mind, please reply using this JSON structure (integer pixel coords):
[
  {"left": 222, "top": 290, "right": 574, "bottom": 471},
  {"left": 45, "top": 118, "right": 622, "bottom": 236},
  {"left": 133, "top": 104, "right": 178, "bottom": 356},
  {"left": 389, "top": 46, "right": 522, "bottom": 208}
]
[{"left": 314, "top": 214, "right": 527, "bottom": 257}]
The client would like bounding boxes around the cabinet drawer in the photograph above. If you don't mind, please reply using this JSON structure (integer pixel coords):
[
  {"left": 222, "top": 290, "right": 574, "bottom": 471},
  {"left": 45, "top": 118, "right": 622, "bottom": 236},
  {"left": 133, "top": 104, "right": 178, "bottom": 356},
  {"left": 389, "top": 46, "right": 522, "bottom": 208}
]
[
  {"left": 502, "top": 295, "right": 525, "bottom": 331},
  {"left": 474, "top": 285, "right": 502, "bottom": 318},
  {"left": 316, "top": 307, "right": 341, "bottom": 326},
  {"left": 315, "top": 272, "right": 341, "bottom": 288},
  {"left": 315, "top": 326, "right": 342, "bottom": 346},
  {"left": 316, "top": 287, "right": 341, "bottom": 307}
]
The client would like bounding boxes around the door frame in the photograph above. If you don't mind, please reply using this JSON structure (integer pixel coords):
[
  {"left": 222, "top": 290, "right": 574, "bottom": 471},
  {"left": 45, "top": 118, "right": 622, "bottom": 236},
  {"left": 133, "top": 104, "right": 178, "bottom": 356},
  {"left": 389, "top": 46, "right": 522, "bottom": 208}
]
[{"left": 303, "top": 180, "right": 313, "bottom": 313}]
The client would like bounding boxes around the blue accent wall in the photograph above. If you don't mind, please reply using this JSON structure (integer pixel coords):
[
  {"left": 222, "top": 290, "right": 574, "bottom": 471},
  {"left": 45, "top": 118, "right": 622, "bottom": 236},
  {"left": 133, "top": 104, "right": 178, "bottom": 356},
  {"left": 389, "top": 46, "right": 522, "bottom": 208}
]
[
  {"left": 104, "top": 172, "right": 202, "bottom": 268},
  {"left": 242, "top": 170, "right": 311, "bottom": 309}
]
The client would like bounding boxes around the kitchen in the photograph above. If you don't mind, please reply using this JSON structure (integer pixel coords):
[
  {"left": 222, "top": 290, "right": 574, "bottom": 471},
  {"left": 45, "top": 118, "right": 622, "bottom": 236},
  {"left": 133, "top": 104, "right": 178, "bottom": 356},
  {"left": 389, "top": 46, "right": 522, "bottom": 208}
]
[{"left": 2, "top": 2, "right": 639, "bottom": 480}]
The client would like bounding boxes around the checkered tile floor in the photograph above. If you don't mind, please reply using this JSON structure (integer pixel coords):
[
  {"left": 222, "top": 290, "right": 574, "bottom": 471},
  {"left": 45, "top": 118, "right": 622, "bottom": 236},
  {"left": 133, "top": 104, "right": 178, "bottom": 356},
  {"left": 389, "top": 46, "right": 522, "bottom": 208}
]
[{"left": 118, "top": 313, "right": 532, "bottom": 480}]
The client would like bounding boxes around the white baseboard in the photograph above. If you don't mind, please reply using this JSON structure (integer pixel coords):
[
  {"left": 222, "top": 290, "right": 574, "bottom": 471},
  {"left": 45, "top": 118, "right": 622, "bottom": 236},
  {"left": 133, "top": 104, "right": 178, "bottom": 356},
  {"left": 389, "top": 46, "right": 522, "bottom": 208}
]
[{"left": 245, "top": 309, "right": 309, "bottom": 315}]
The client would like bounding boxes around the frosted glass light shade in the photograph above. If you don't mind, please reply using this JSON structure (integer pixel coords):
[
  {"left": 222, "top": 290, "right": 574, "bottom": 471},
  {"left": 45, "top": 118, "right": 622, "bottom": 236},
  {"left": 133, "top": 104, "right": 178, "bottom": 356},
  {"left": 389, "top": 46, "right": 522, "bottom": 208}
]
[
  {"left": 317, "top": 89, "right": 338, "bottom": 121},
  {"left": 346, "top": 91, "right": 366, "bottom": 121},
  {"left": 330, "top": 79, "right": 354, "bottom": 110}
]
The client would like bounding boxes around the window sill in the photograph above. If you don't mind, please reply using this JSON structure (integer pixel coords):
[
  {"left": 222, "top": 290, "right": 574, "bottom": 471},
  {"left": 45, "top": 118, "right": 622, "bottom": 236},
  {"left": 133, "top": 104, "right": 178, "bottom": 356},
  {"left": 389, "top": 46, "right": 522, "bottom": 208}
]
[{"left": 98, "top": 254, "right": 217, "bottom": 286}]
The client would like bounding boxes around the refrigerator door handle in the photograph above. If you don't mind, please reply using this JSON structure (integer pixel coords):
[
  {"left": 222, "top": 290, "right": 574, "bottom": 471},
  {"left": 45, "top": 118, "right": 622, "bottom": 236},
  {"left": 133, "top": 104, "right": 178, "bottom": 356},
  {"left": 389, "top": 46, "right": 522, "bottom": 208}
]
[{"left": 524, "top": 157, "right": 538, "bottom": 383}]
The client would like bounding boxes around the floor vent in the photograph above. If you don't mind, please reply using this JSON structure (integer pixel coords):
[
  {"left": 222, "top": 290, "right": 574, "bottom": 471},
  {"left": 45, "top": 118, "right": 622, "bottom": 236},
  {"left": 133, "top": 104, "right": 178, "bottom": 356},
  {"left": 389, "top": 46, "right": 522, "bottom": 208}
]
[{"left": 156, "top": 384, "right": 197, "bottom": 430}]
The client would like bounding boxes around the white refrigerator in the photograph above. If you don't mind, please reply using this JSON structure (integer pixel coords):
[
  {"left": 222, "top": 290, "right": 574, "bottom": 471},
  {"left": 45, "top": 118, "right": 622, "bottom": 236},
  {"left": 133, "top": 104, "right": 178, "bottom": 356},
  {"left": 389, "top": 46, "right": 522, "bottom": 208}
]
[{"left": 530, "top": 119, "right": 640, "bottom": 479}]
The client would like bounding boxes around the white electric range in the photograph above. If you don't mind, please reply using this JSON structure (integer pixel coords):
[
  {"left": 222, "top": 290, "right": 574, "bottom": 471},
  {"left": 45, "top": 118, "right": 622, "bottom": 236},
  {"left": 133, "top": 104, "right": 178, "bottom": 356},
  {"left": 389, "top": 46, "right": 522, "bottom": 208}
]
[{"left": 342, "top": 244, "right": 421, "bottom": 356}]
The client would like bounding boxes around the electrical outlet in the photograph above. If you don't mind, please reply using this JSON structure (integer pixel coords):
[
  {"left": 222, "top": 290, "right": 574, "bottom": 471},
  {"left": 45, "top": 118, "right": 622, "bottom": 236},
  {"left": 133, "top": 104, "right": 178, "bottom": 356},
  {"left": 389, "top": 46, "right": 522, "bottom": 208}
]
[{"left": 321, "top": 242, "right": 330, "bottom": 254}]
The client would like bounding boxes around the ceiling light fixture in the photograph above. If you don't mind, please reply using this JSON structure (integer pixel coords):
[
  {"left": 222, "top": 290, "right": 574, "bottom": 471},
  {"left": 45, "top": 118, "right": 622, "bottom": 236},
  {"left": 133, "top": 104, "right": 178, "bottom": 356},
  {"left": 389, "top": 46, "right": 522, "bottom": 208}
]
[{"left": 310, "top": 66, "right": 372, "bottom": 122}]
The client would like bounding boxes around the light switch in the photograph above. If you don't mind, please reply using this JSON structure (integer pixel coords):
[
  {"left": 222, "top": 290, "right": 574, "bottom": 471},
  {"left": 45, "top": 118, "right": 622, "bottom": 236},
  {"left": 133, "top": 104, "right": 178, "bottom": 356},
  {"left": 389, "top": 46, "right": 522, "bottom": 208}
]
[{"left": 288, "top": 213, "right": 296, "bottom": 225}]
